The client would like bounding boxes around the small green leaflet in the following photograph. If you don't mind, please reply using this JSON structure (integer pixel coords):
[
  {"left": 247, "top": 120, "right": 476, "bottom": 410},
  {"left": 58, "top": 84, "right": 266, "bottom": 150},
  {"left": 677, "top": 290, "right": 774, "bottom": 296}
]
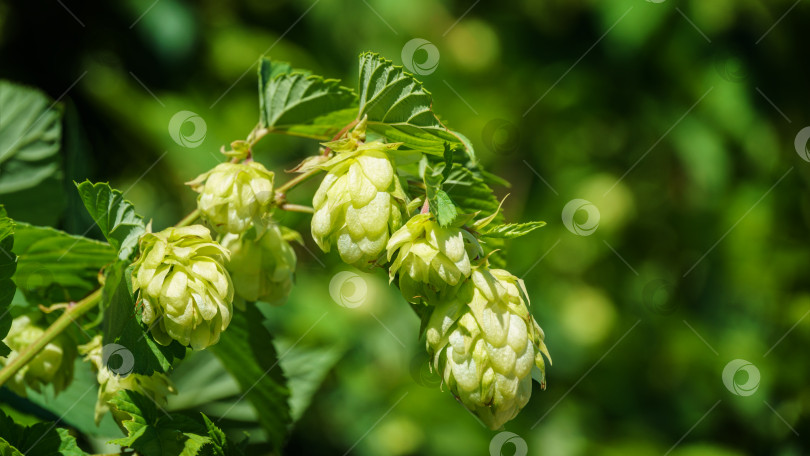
[
  {"left": 419, "top": 155, "right": 458, "bottom": 227},
  {"left": 0, "top": 206, "right": 16, "bottom": 356},
  {"left": 75, "top": 180, "right": 146, "bottom": 260},
  {"left": 108, "top": 390, "right": 211, "bottom": 456},
  {"left": 12, "top": 222, "right": 115, "bottom": 305},
  {"left": 101, "top": 260, "right": 186, "bottom": 375},
  {"left": 480, "top": 221, "right": 547, "bottom": 239},
  {"left": 0, "top": 409, "right": 88, "bottom": 456},
  {"left": 258, "top": 58, "right": 357, "bottom": 138},
  {"left": 357, "top": 52, "right": 467, "bottom": 158},
  {"left": 200, "top": 414, "right": 248, "bottom": 456}
]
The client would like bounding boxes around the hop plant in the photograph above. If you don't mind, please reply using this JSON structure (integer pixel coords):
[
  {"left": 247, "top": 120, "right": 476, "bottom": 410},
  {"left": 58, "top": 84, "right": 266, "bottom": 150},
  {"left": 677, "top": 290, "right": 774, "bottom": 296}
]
[
  {"left": 79, "top": 336, "right": 176, "bottom": 425},
  {"left": 387, "top": 213, "right": 483, "bottom": 303},
  {"left": 131, "top": 225, "right": 234, "bottom": 350},
  {"left": 310, "top": 123, "right": 406, "bottom": 269},
  {"left": 187, "top": 161, "right": 275, "bottom": 233},
  {"left": 426, "top": 266, "right": 550, "bottom": 430},
  {"left": 0, "top": 314, "right": 76, "bottom": 397},
  {"left": 221, "top": 222, "right": 297, "bottom": 305}
]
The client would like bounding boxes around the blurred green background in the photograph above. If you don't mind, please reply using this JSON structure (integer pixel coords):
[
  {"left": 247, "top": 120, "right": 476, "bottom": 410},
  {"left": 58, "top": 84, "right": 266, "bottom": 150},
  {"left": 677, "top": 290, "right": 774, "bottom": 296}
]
[{"left": 2, "top": 0, "right": 809, "bottom": 454}]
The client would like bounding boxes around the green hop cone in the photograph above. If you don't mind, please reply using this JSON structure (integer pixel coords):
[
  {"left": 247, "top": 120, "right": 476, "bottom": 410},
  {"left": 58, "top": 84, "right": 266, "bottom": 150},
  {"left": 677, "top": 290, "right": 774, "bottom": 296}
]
[
  {"left": 187, "top": 161, "right": 275, "bottom": 233},
  {"left": 0, "top": 314, "right": 76, "bottom": 397},
  {"left": 131, "top": 225, "right": 234, "bottom": 350},
  {"left": 310, "top": 126, "right": 406, "bottom": 269},
  {"left": 79, "top": 336, "right": 176, "bottom": 425},
  {"left": 221, "top": 222, "right": 297, "bottom": 305},
  {"left": 426, "top": 267, "right": 550, "bottom": 430},
  {"left": 387, "top": 213, "right": 483, "bottom": 303}
]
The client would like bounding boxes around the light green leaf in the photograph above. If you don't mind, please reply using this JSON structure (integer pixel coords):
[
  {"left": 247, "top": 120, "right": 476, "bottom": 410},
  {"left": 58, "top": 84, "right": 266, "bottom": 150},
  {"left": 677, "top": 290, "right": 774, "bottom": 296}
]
[
  {"left": 481, "top": 221, "right": 547, "bottom": 239},
  {"left": 258, "top": 58, "right": 357, "bottom": 135},
  {"left": 275, "top": 339, "right": 345, "bottom": 422},
  {"left": 109, "top": 390, "right": 210, "bottom": 456},
  {"left": 200, "top": 414, "right": 247, "bottom": 456},
  {"left": 101, "top": 261, "right": 186, "bottom": 375},
  {"left": 75, "top": 180, "right": 146, "bottom": 260},
  {"left": 12, "top": 223, "right": 114, "bottom": 304},
  {"left": 357, "top": 52, "right": 465, "bottom": 157},
  {"left": 0, "top": 81, "right": 65, "bottom": 226},
  {"left": 209, "top": 304, "right": 290, "bottom": 452}
]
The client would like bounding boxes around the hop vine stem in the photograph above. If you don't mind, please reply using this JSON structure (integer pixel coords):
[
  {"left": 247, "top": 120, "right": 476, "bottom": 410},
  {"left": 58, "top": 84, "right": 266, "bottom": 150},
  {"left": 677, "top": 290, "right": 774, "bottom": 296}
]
[{"left": 0, "top": 289, "right": 102, "bottom": 388}]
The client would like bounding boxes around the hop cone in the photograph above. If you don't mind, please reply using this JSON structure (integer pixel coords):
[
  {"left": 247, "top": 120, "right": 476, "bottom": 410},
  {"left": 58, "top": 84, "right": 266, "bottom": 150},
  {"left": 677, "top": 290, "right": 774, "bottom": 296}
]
[
  {"left": 311, "top": 137, "right": 405, "bottom": 269},
  {"left": 221, "top": 222, "right": 296, "bottom": 305},
  {"left": 79, "top": 336, "right": 175, "bottom": 425},
  {"left": 426, "top": 267, "right": 550, "bottom": 430},
  {"left": 187, "top": 161, "right": 275, "bottom": 233},
  {"left": 387, "top": 214, "right": 483, "bottom": 303},
  {"left": 131, "top": 225, "right": 234, "bottom": 350},
  {"left": 0, "top": 314, "right": 76, "bottom": 396}
]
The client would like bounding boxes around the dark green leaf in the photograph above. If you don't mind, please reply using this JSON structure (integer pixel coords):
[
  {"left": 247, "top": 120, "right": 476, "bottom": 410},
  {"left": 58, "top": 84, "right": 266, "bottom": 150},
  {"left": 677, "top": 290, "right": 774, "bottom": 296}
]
[
  {"left": 258, "top": 58, "right": 356, "bottom": 135},
  {"left": 209, "top": 305, "right": 290, "bottom": 452},
  {"left": 442, "top": 166, "right": 506, "bottom": 266},
  {"left": 109, "top": 390, "right": 210, "bottom": 456},
  {"left": 0, "top": 206, "right": 16, "bottom": 356},
  {"left": 75, "top": 180, "right": 146, "bottom": 260},
  {"left": 357, "top": 52, "right": 466, "bottom": 157},
  {"left": 0, "top": 409, "right": 89, "bottom": 456},
  {"left": 12, "top": 223, "right": 114, "bottom": 305},
  {"left": 481, "top": 221, "right": 547, "bottom": 239},
  {"left": 0, "top": 81, "right": 65, "bottom": 226},
  {"left": 101, "top": 261, "right": 186, "bottom": 375}
]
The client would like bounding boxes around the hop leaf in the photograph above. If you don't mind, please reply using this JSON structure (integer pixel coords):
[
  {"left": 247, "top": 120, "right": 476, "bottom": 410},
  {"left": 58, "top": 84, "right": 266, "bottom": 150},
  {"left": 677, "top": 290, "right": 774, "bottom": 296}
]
[
  {"left": 131, "top": 225, "right": 234, "bottom": 350},
  {"left": 0, "top": 314, "right": 76, "bottom": 397},
  {"left": 188, "top": 161, "right": 275, "bottom": 234},
  {"left": 425, "top": 267, "right": 550, "bottom": 430},
  {"left": 387, "top": 214, "right": 482, "bottom": 303}
]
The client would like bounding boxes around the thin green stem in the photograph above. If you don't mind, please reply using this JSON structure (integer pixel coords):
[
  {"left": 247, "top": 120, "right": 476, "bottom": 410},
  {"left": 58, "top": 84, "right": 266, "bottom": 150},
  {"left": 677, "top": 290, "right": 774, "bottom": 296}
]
[
  {"left": 280, "top": 203, "right": 315, "bottom": 214},
  {"left": 175, "top": 208, "right": 201, "bottom": 228},
  {"left": 276, "top": 164, "right": 325, "bottom": 195},
  {"left": 0, "top": 289, "right": 102, "bottom": 388}
]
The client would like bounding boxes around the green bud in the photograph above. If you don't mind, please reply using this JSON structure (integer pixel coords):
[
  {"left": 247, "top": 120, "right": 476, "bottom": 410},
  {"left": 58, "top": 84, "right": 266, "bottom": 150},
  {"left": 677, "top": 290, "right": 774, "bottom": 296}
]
[
  {"left": 0, "top": 314, "right": 76, "bottom": 397},
  {"left": 79, "top": 336, "right": 176, "bottom": 425},
  {"left": 387, "top": 213, "right": 483, "bottom": 303},
  {"left": 311, "top": 139, "right": 406, "bottom": 269},
  {"left": 221, "top": 222, "right": 296, "bottom": 305},
  {"left": 426, "top": 267, "right": 550, "bottom": 430},
  {"left": 188, "top": 161, "right": 275, "bottom": 234},
  {"left": 131, "top": 225, "right": 234, "bottom": 350}
]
